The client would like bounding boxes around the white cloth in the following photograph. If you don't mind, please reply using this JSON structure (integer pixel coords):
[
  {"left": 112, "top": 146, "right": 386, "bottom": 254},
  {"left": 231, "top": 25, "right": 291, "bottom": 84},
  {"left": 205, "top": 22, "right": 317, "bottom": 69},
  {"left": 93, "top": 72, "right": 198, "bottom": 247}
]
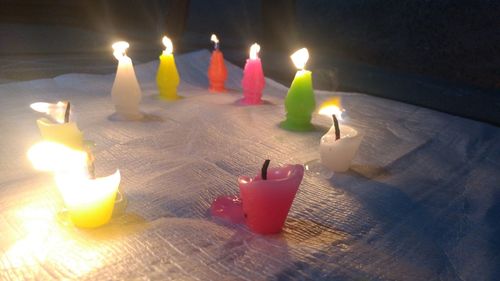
[{"left": 0, "top": 50, "right": 499, "bottom": 280}]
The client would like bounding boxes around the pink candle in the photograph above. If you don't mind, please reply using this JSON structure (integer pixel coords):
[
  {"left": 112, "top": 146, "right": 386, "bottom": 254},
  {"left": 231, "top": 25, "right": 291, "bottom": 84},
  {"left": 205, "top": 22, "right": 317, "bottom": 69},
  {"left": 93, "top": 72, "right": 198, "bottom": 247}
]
[
  {"left": 241, "top": 43, "right": 265, "bottom": 105},
  {"left": 238, "top": 161, "right": 304, "bottom": 234}
]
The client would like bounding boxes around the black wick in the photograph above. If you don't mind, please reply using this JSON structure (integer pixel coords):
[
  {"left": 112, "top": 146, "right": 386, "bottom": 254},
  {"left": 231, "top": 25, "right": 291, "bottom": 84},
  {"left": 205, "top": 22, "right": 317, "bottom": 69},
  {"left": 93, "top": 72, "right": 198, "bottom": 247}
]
[
  {"left": 333, "top": 114, "right": 340, "bottom": 140},
  {"left": 261, "top": 159, "right": 271, "bottom": 180},
  {"left": 64, "top": 102, "right": 71, "bottom": 123},
  {"left": 86, "top": 151, "right": 96, "bottom": 179}
]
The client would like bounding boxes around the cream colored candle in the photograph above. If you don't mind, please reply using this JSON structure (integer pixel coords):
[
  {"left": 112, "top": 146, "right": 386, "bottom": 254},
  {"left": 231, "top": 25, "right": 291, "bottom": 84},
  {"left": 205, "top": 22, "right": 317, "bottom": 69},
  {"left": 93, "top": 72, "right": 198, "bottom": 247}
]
[
  {"left": 111, "top": 41, "right": 143, "bottom": 120},
  {"left": 318, "top": 99, "right": 363, "bottom": 172},
  {"left": 30, "top": 102, "right": 84, "bottom": 149}
]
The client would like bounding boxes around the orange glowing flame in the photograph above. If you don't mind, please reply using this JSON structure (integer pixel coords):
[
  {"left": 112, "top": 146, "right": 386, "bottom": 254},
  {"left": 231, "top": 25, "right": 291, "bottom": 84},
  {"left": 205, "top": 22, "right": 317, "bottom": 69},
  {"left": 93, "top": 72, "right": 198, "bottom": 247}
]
[{"left": 318, "top": 98, "right": 343, "bottom": 120}]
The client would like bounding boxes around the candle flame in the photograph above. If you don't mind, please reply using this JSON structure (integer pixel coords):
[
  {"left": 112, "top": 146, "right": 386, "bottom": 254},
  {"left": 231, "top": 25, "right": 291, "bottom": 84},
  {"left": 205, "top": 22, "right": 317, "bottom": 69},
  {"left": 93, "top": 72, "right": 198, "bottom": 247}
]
[
  {"left": 318, "top": 98, "right": 343, "bottom": 120},
  {"left": 210, "top": 34, "right": 219, "bottom": 44},
  {"left": 291, "top": 48, "right": 309, "bottom": 70},
  {"left": 112, "top": 41, "right": 129, "bottom": 60},
  {"left": 162, "top": 36, "right": 173, "bottom": 54},
  {"left": 30, "top": 101, "right": 68, "bottom": 124},
  {"left": 27, "top": 141, "right": 89, "bottom": 174},
  {"left": 249, "top": 43, "right": 260, "bottom": 60}
]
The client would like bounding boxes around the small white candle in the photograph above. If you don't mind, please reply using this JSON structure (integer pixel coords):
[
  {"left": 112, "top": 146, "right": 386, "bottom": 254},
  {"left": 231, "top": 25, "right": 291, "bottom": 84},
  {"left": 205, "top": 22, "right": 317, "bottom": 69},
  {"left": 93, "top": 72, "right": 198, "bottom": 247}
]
[
  {"left": 111, "top": 41, "right": 143, "bottom": 120},
  {"left": 318, "top": 101, "right": 363, "bottom": 172},
  {"left": 30, "top": 101, "right": 70, "bottom": 124}
]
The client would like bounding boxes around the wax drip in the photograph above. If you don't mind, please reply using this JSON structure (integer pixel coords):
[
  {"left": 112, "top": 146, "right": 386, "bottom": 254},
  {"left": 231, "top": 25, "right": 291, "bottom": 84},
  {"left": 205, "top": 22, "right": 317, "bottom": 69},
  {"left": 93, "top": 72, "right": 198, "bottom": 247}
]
[
  {"left": 333, "top": 114, "right": 340, "bottom": 140},
  {"left": 64, "top": 102, "right": 71, "bottom": 123},
  {"left": 261, "top": 159, "right": 271, "bottom": 180}
]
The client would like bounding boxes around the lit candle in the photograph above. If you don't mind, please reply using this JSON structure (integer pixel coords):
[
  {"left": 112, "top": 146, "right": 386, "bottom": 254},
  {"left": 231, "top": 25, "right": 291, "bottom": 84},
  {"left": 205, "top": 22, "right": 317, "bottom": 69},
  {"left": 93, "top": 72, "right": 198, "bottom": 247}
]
[
  {"left": 27, "top": 141, "right": 121, "bottom": 228},
  {"left": 111, "top": 41, "right": 143, "bottom": 120},
  {"left": 208, "top": 34, "right": 227, "bottom": 93},
  {"left": 241, "top": 43, "right": 265, "bottom": 105},
  {"left": 238, "top": 160, "right": 304, "bottom": 234},
  {"left": 318, "top": 99, "right": 363, "bottom": 172},
  {"left": 157, "top": 36, "right": 181, "bottom": 100},
  {"left": 55, "top": 170, "right": 121, "bottom": 228},
  {"left": 31, "top": 101, "right": 84, "bottom": 149},
  {"left": 280, "top": 48, "right": 316, "bottom": 131}
]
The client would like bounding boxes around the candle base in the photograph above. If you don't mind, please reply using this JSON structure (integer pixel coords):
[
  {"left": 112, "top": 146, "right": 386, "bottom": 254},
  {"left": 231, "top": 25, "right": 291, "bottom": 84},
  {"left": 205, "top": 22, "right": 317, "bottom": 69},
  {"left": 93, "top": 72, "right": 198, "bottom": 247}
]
[
  {"left": 238, "top": 97, "right": 264, "bottom": 106},
  {"left": 158, "top": 94, "right": 183, "bottom": 101},
  {"left": 304, "top": 159, "right": 334, "bottom": 179},
  {"left": 209, "top": 81, "right": 227, "bottom": 93},
  {"left": 112, "top": 190, "right": 128, "bottom": 218},
  {"left": 109, "top": 111, "right": 144, "bottom": 121},
  {"left": 280, "top": 118, "right": 315, "bottom": 132},
  {"left": 158, "top": 87, "right": 181, "bottom": 101},
  {"left": 57, "top": 190, "right": 127, "bottom": 228}
]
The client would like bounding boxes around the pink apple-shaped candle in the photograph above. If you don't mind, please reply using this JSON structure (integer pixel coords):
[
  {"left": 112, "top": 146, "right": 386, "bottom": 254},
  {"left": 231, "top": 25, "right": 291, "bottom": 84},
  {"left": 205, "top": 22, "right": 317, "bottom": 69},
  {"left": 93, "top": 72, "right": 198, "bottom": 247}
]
[
  {"left": 241, "top": 43, "right": 265, "bottom": 105},
  {"left": 238, "top": 161, "right": 304, "bottom": 234}
]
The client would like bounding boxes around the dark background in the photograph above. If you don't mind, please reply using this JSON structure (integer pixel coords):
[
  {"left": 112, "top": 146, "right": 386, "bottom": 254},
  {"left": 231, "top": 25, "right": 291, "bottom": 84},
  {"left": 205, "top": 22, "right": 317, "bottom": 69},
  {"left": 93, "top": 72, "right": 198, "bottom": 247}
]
[{"left": 0, "top": 0, "right": 499, "bottom": 125}]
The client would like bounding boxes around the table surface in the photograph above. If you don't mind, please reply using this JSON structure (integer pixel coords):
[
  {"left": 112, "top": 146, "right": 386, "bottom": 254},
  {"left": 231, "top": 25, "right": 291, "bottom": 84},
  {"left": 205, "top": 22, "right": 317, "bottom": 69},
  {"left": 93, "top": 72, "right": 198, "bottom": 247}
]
[{"left": 0, "top": 50, "right": 499, "bottom": 281}]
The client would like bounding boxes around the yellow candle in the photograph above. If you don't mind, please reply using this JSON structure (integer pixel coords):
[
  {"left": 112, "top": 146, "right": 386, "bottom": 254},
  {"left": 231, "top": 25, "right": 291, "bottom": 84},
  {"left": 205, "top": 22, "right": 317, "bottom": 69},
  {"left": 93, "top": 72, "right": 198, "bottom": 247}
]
[
  {"left": 55, "top": 170, "right": 121, "bottom": 228},
  {"left": 28, "top": 142, "right": 121, "bottom": 228},
  {"left": 157, "top": 36, "right": 180, "bottom": 100},
  {"left": 36, "top": 118, "right": 84, "bottom": 150}
]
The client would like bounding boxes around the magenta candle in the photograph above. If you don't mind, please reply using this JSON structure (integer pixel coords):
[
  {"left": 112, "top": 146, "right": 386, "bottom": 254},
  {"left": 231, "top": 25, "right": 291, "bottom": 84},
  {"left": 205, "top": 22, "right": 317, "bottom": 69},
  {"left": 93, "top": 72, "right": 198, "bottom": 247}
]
[
  {"left": 238, "top": 162, "right": 304, "bottom": 234},
  {"left": 241, "top": 43, "right": 265, "bottom": 105}
]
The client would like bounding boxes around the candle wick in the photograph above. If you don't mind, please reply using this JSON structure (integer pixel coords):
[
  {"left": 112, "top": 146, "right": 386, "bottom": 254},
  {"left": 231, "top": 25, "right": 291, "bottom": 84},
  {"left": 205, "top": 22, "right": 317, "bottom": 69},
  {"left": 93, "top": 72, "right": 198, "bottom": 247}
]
[
  {"left": 215, "top": 42, "right": 219, "bottom": 50},
  {"left": 64, "top": 102, "right": 71, "bottom": 123},
  {"left": 86, "top": 151, "right": 96, "bottom": 179},
  {"left": 333, "top": 114, "right": 340, "bottom": 140},
  {"left": 261, "top": 159, "right": 271, "bottom": 180}
]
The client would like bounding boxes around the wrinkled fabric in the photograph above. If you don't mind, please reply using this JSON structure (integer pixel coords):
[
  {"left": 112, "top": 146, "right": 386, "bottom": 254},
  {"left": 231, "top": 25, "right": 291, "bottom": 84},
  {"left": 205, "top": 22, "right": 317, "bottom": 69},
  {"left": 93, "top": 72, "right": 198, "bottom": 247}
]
[{"left": 0, "top": 50, "right": 499, "bottom": 281}]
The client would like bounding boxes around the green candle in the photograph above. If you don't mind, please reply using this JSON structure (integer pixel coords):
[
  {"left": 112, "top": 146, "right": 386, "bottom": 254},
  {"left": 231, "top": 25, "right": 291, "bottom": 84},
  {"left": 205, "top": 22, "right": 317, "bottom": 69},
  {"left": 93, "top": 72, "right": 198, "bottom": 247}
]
[{"left": 280, "top": 48, "right": 316, "bottom": 131}]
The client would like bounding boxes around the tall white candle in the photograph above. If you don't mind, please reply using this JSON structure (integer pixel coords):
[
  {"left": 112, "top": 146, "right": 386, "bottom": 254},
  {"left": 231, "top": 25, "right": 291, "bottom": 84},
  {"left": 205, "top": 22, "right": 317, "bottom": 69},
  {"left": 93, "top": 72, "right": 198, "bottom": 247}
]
[{"left": 111, "top": 41, "right": 143, "bottom": 120}]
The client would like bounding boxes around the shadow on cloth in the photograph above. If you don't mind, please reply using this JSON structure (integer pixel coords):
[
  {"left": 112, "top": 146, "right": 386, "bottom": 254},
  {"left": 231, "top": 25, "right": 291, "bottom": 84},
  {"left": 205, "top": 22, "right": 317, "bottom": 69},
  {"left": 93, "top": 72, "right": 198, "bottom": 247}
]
[
  {"left": 108, "top": 112, "right": 164, "bottom": 122},
  {"left": 76, "top": 212, "right": 149, "bottom": 240}
]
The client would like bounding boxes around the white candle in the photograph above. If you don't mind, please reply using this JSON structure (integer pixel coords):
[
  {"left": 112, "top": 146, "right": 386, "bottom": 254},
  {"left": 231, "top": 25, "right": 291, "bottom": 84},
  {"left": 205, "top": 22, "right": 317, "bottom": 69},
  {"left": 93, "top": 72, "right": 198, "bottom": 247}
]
[
  {"left": 30, "top": 101, "right": 84, "bottom": 149},
  {"left": 318, "top": 101, "right": 363, "bottom": 172},
  {"left": 30, "top": 101, "right": 70, "bottom": 124},
  {"left": 111, "top": 41, "right": 143, "bottom": 120}
]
